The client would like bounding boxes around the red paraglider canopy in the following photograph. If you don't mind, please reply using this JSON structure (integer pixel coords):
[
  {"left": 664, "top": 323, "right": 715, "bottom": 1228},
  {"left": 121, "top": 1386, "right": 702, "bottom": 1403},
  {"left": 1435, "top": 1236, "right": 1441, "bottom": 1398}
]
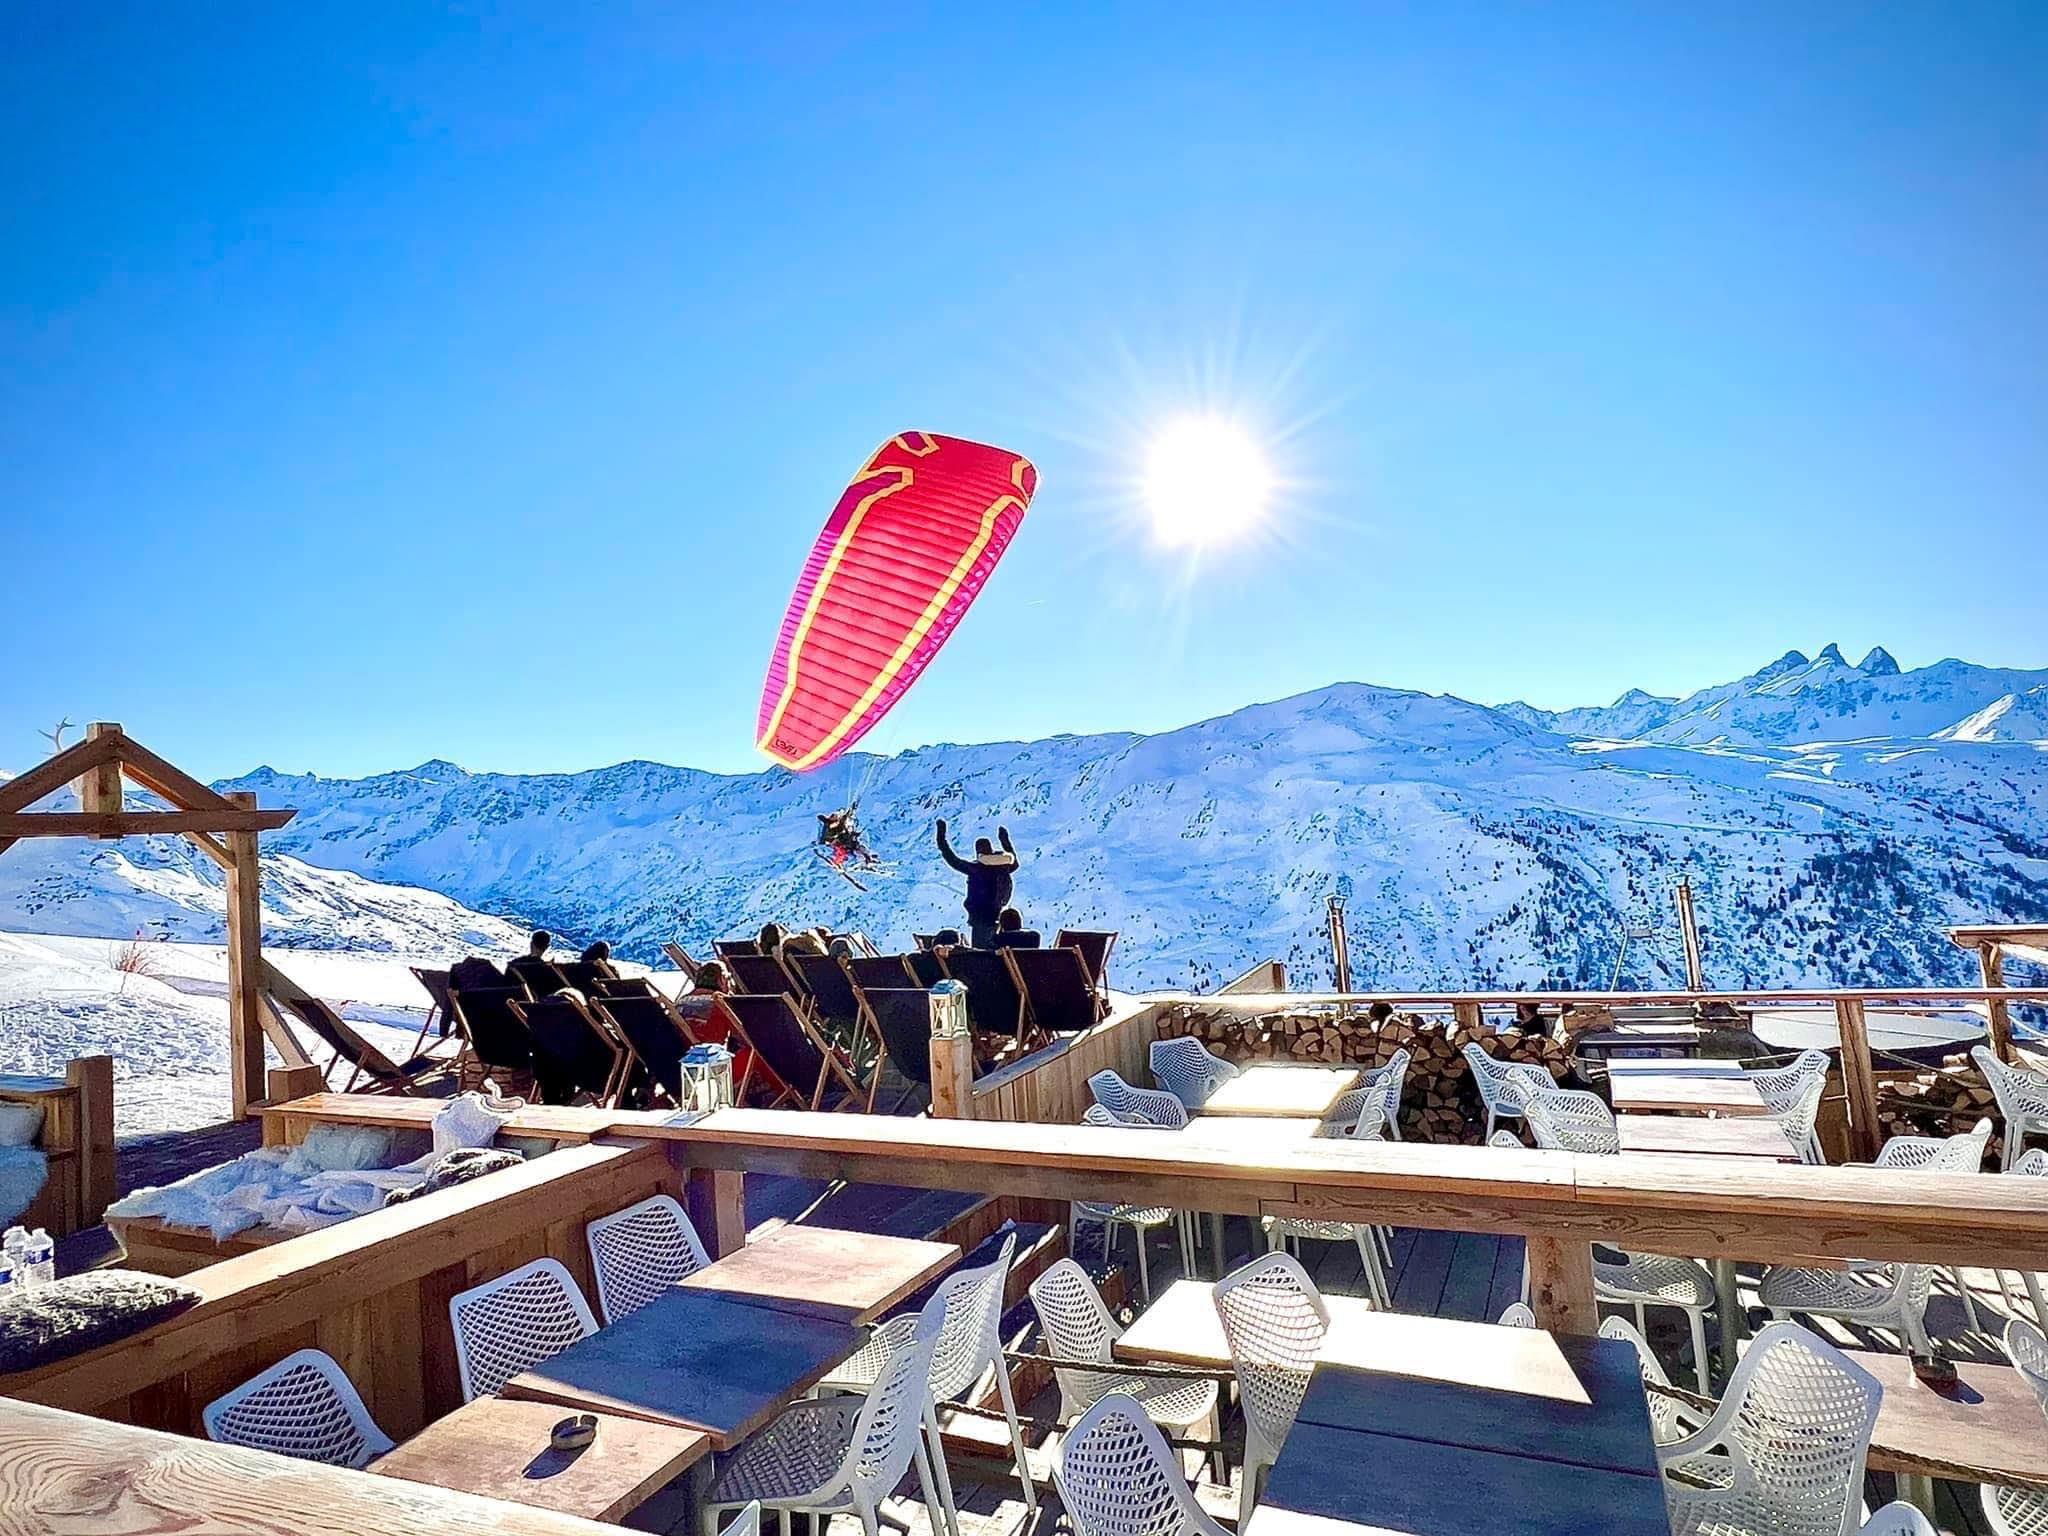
[{"left": 757, "top": 432, "right": 1037, "bottom": 771}]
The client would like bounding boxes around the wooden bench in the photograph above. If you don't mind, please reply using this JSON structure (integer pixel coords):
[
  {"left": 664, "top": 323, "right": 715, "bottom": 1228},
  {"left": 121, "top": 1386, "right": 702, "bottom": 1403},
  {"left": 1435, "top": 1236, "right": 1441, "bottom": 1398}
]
[{"left": 0, "top": 1056, "right": 114, "bottom": 1237}]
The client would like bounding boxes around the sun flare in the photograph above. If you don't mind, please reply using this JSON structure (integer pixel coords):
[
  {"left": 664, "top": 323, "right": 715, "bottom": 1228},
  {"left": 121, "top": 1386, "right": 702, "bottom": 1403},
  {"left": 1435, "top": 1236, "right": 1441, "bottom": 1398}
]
[{"left": 1142, "top": 415, "right": 1272, "bottom": 549}]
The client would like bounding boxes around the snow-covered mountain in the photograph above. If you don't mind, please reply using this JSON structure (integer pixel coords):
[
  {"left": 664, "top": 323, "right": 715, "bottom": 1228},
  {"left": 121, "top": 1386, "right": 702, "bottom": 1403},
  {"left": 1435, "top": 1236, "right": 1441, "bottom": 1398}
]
[
  {"left": 1503, "top": 646, "right": 2048, "bottom": 748},
  {"left": 6, "top": 647, "right": 2046, "bottom": 994}
]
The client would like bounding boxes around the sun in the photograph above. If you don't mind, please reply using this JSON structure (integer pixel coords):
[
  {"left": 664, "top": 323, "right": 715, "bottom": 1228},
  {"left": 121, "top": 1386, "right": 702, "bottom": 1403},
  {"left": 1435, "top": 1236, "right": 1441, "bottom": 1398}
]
[{"left": 1142, "top": 415, "right": 1272, "bottom": 549}]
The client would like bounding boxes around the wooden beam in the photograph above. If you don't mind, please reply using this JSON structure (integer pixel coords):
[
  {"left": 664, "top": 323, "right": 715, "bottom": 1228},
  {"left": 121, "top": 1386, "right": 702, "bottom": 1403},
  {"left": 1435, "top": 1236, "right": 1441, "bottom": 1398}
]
[
  {"left": 182, "top": 828, "right": 234, "bottom": 873},
  {"left": 99, "top": 731, "right": 242, "bottom": 812},
  {"left": 76, "top": 723, "right": 125, "bottom": 836},
  {"left": 929, "top": 1028, "right": 976, "bottom": 1119},
  {"left": 0, "top": 734, "right": 120, "bottom": 815},
  {"left": 0, "top": 809, "right": 295, "bottom": 838},
  {"left": 1978, "top": 943, "right": 2016, "bottom": 1063},
  {"left": 65, "top": 1056, "right": 115, "bottom": 1228},
  {"left": 1835, "top": 997, "right": 1883, "bottom": 1162},
  {"left": 1525, "top": 1236, "right": 1597, "bottom": 1335},
  {"left": 225, "top": 792, "right": 266, "bottom": 1120}
]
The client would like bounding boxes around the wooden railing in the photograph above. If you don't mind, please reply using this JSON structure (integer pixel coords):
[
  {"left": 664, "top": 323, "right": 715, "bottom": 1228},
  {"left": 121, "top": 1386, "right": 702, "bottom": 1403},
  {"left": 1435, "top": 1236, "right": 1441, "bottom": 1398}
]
[
  {"left": 1951, "top": 924, "right": 2048, "bottom": 1061},
  {"left": 963, "top": 998, "right": 1164, "bottom": 1124}
]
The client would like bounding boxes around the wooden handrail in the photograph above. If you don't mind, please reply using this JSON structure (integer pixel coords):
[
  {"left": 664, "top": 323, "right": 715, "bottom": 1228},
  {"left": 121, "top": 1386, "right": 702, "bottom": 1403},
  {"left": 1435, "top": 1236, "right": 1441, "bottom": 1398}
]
[{"left": 1168, "top": 986, "right": 2048, "bottom": 1007}]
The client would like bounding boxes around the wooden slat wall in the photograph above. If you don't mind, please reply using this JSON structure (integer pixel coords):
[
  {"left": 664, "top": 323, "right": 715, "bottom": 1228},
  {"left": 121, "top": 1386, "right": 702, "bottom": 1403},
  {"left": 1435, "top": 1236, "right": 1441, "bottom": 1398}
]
[
  {"left": 970, "top": 1001, "right": 1165, "bottom": 1124},
  {"left": 3, "top": 1140, "right": 681, "bottom": 1440}
]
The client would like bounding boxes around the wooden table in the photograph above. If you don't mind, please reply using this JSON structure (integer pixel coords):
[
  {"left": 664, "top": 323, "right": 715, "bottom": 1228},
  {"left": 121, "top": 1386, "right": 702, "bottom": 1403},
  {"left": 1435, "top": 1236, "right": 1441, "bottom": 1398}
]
[
  {"left": 678, "top": 1223, "right": 959, "bottom": 1325},
  {"left": 1200, "top": 1065, "right": 1360, "bottom": 1120},
  {"left": 1852, "top": 1348, "right": 2048, "bottom": 1512},
  {"left": 371, "top": 1396, "right": 710, "bottom": 1523},
  {"left": 1609, "top": 1072, "right": 1769, "bottom": 1117},
  {"left": 503, "top": 1290, "right": 861, "bottom": 1448},
  {"left": 1607, "top": 1057, "right": 1748, "bottom": 1078},
  {"left": 1242, "top": 1334, "right": 1669, "bottom": 1536},
  {"left": 1617, "top": 1114, "right": 1801, "bottom": 1161}
]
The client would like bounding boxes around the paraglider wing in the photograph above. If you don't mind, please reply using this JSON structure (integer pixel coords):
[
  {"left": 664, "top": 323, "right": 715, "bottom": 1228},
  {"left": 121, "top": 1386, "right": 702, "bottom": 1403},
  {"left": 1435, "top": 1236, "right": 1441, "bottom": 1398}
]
[{"left": 757, "top": 431, "right": 1037, "bottom": 771}]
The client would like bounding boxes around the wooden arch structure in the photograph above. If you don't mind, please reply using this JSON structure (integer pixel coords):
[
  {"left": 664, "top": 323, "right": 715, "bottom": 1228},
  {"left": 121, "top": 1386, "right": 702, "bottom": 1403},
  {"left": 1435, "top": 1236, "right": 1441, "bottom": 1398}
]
[{"left": 0, "top": 722, "right": 305, "bottom": 1117}]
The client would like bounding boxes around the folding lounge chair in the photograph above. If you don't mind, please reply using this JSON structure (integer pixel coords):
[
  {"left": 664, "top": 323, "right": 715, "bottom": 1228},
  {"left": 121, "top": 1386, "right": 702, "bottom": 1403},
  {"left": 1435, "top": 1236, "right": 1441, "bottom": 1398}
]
[
  {"left": 508, "top": 956, "right": 572, "bottom": 997},
  {"left": 1054, "top": 929, "right": 1119, "bottom": 992},
  {"left": 865, "top": 988, "right": 939, "bottom": 1115},
  {"left": 912, "top": 933, "right": 939, "bottom": 952},
  {"left": 662, "top": 941, "right": 704, "bottom": 977},
  {"left": 450, "top": 985, "right": 537, "bottom": 1096},
  {"left": 686, "top": 994, "right": 789, "bottom": 1109},
  {"left": 587, "top": 973, "right": 657, "bottom": 1001},
  {"left": 553, "top": 960, "right": 609, "bottom": 995},
  {"left": 905, "top": 950, "right": 945, "bottom": 989},
  {"left": 714, "top": 938, "right": 765, "bottom": 960},
  {"left": 1008, "top": 946, "right": 1107, "bottom": 1034},
  {"left": 280, "top": 996, "right": 442, "bottom": 1096},
  {"left": 511, "top": 994, "right": 630, "bottom": 1106},
  {"left": 727, "top": 952, "right": 801, "bottom": 1002},
  {"left": 846, "top": 955, "right": 918, "bottom": 992},
  {"left": 938, "top": 946, "right": 1031, "bottom": 1046},
  {"left": 596, "top": 993, "right": 700, "bottom": 1106},
  {"left": 790, "top": 953, "right": 872, "bottom": 1037},
  {"left": 409, "top": 966, "right": 458, "bottom": 1043},
  {"left": 723, "top": 993, "right": 867, "bottom": 1111}
]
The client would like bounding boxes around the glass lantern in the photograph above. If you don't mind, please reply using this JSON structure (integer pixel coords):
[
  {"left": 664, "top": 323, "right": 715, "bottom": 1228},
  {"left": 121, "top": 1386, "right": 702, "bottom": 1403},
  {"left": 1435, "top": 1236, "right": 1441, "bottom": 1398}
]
[
  {"left": 928, "top": 978, "right": 971, "bottom": 1040},
  {"left": 678, "top": 1042, "right": 735, "bottom": 1113}
]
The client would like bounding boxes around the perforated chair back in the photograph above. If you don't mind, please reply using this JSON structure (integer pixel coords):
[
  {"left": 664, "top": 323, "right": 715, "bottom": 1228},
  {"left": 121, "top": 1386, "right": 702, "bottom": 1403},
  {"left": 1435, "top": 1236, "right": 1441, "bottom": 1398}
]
[
  {"left": 1368, "top": 1047, "right": 1412, "bottom": 1129},
  {"left": 1497, "top": 1303, "right": 1536, "bottom": 1327},
  {"left": 1873, "top": 1119, "right": 1993, "bottom": 1173},
  {"left": 1599, "top": 1316, "right": 1690, "bottom": 1443},
  {"left": 1008, "top": 947, "right": 1101, "bottom": 1034},
  {"left": 2007, "top": 1317, "right": 2048, "bottom": 1418},
  {"left": 838, "top": 1301, "right": 946, "bottom": 1509},
  {"left": 583, "top": 1194, "right": 712, "bottom": 1325},
  {"left": 1213, "top": 1251, "right": 1330, "bottom": 1459},
  {"left": 926, "top": 1230, "right": 1017, "bottom": 1402},
  {"left": 1089, "top": 1070, "right": 1188, "bottom": 1128},
  {"left": 1056, "top": 1392, "right": 1230, "bottom": 1536},
  {"left": 1749, "top": 1049, "right": 1832, "bottom": 1111},
  {"left": 1520, "top": 1086, "right": 1620, "bottom": 1153},
  {"left": 451, "top": 985, "right": 534, "bottom": 1073},
  {"left": 1862, "top": 1505, "right": 1938, "bottom": 1536},
  {"left": 448, "top": 1258, "right": 598, "bottom": 1401},
  {"left": 1150, "top": 1037, "right": 1240, "bottom": 1109},
  {"left": 1975, "top": 1046, "right": 2048, "bottom": 1169},
  {"left": 1463, "top": 1042, "right": 1553, "bottom": 1121},
  {"left": 202, "top": 1347, "right": 394, "bottom": 1469},
  {"left": 1029, "top": 1258, "right": 1132, "bottom": 1411}
]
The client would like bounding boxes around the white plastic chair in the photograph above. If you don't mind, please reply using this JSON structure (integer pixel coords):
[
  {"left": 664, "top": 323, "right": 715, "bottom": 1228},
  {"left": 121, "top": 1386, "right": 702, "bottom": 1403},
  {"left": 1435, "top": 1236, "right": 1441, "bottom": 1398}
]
[
  {"left": 1326, "top": 1049, "right": 1411, "bottom": 1140},
  {"left": 1863, "top": 1502, "right": 1938, "bottom": 1536},
  {"left": 1055, "top": 1392, "right": 1232, "bottom": 1536},
  {"left": 2006, "top": 1149, "right": 2048, "bottom": 1331},
  {"left": 1986, "top": 1484, "right": 2048, "bottom": 1536},
  {"left": 1769, "top": 1072, "right": 1830, "bottom": 1167},
  {"left": 1089, "top": 1069, "right": 1190, "bottom": 1128},
  {"left": 1150, "top": 1037, "right": 1239, "bottom": 1111},
  {"left": 201, "top": 1347, "right": 394, "bottom": 1469},
  {"left": 1595, "top": 1251, "right": 1717, "bottom": 1391},
  {"left": 1213, "top": 1251, "right": 1329, "bottom": 1526},
  {"left": 1599, "top": 1315, "right": 1711, "bottom": 1450},
  {"left": 1463, "top": 1043, "right": 1554, "bottom": 1143},
  {"left": 1749, "top": 1050, "right": 1831, "bottom": 1163},
  {"left": 702, "top": 1300, "right": 948, "bottom": 1536},
  {"left": 817, "top": 1232, "right": 1035, "bottom": 1529},
  {"left": 1657, "top": 1320, "right": 1881, "bottom": 1536},
  {"left": 1075, "top": 1104, "right": 1195, "bottom": 1299},
  {"left": 1518, "top": 1085, "right": 1620, "bottom": 1154},
  {"left": 2008, "top": 1315, "right": 2048, "bottom": 1414},
  {"left": 1027, "top": 1258, "right": 1220, "bottom": 1442},
  {"left": 1758, "top": 1260, "right": 1937, "bottom": 1355},
  {"left": 448, "top": 1257, "right": 598, "bottom": 1402},
  {"left": 585, "top": 1193, "right": 712, "bottom": 1324},
  {"left": 1855, "top": 1121, "right": 1994, "bottom": 1332},
  {"left": 1275, "top": 1098, "right": 1393, "bottom": 1306},
  {"left": 1498, "top": 1302, "right": 1535, "bottom": 1327},
  {"left": 1975, "top": 1046, "right": 2048, "bottom": 1169}
]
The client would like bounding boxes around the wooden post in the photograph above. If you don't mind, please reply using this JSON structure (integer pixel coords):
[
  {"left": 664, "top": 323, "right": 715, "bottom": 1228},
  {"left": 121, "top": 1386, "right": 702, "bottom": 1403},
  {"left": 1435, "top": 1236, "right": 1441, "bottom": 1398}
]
[
  {"left": 265, "top": 1065, "right": 326, "bottom": 1104},
  {"left": 683, "top": 1166, "right": 747, "bottom": 1258},
  {"left": 77, "top": 724, "right": 126, "bottom": 837},
  {"left": 1525, "top": 1236, "right": 1598, "bottom": 1335},
  {"left": 930, "top": 1030, "right": 976, "bottom": 1120},
  {"left": 1835, "top": 998, "right": 1883, "bottom": 1163},
  {"left": 66, "top": 1054, "right": 116, "bottom": 1226},
  {"left": 1452, "top": 1001, "right": 1484, "bottom": 1034},
  {"left": 224, "top": 791, "right": 266, "bottom": 1120},
  {"left": 1979, "top": 943, "right": 2015, "bottom": 1063}
]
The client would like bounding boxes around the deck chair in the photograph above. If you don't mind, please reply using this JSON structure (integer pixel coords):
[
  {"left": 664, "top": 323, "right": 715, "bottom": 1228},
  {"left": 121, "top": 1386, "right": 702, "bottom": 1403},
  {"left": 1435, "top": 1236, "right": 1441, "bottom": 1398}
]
[
  {"left": 507, "top": 956, "right": 571, "bottom": 997},
  {"left": 790, "top": 953, "right": 868, "bottom": 1033},
  {"left": 714, "top": 938, "right": 764, "bottom": 960},
  {"left": 905, "top": 949, "right": 945, "bottom": 989},
  {"left": 724, "top": 993, "right": 867, "bottom": 1111},
  {"left": 450, "top": 984, "right": 536, "bottom": 1095},
  {"left": 1055, "top": 929, "right": 1118, "bottom": 992},
  {"left": 830, "top": 931, "right": 880, "bottom": 958},
  {"left": 912, "top": 933, "right": 939, "bottom": 951},
  {"left": 939, "top": 947, "right": 1030, "bottom": 1044},
  {"left": 866, "top": 988, "right": 937, "bottom": 1115},
  {"left": 280, "top": 995, "right": 442, "bottom": 1096},
  {"left": 727, "top": 952, "right": 800, "bottom": 1001},
  {"left": 511, "top": 994, "right": 630, "bottom": 1106},
  {"left": 846, "top": 955, "right": 918, "bottom": 992},
  {"left": 409, "top": 966, "right": 457, "bottom": 1042},
  {"left": 662, "top": 941, "right": 704, "bottom": 977},
  {"left": 685, "top": 994, "right": 788, "bottom": 1109},
  {"left": 1008, "top": 946, "right": 1107, "bottom": 1034},
  {"left": 597, "top": 993, "right": 702, "bottom": 1107},
  {"left": 587, "top": 973, "right": 656, "bottom": 1001},
  {"left": 553, "top": 960, "right": 609, "bottom": 995}
]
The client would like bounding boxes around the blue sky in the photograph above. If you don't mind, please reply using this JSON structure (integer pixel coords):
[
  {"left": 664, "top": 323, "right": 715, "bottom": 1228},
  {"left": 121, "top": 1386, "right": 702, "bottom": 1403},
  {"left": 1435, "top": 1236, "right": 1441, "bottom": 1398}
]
[{"left": 4, "top": 3, "right": 2044, "bottom": 781}]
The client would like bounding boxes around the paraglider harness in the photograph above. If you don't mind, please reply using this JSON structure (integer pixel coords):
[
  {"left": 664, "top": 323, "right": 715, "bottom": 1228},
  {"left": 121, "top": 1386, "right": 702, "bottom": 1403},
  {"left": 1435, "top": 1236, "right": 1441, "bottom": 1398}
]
[{"left": 817, "top": 807, "right": 878, "bottom": 870}]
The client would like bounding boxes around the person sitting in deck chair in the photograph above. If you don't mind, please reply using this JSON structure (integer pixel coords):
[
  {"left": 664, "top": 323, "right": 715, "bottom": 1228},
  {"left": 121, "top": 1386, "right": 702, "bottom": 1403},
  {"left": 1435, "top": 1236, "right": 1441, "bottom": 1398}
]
[
  {"left": 991, "top": 907, "right": 1041, "bottom": 950},
  {"left": 935, "top": 818, "right": 1019, "bottom": 949},
  {"left": 508, "top": 930, "right": 562, "bottom": 995},
  {"left": 578, "top": 940, "right": 620, "bottom": 982}
]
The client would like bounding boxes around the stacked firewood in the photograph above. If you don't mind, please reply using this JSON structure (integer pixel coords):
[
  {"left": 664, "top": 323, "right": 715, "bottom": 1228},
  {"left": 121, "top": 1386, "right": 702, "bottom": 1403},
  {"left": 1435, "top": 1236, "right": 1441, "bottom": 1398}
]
[
  {"left": 1158, "top": 1006, "right": 1572, "bottom": 1144},
  {"left": 1877, "top": 1052, "right": 2002, "bottom": 1150}
]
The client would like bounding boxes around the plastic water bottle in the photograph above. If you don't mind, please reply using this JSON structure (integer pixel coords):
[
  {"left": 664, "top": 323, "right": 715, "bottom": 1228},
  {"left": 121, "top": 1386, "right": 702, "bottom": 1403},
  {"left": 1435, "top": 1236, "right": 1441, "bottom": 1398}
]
[
  {"left": 0, "top": 1252, "right": 16, "bottom": 1301},
  {"left": 25, "top": 1230, "right": 53, "bottom": 1288},
  {"left": 0, "top": 1227, "right": 26, "bottom": 1289}
]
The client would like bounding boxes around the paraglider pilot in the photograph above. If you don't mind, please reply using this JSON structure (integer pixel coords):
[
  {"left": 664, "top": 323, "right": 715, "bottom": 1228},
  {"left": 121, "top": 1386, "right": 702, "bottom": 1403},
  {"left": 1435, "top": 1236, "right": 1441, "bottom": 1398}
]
[
  {"left": 935, "top": 818, "right": 1018, "bottom": 948},
  {"left": 817, "top": 808, "right": 878, "bottom": 868}
]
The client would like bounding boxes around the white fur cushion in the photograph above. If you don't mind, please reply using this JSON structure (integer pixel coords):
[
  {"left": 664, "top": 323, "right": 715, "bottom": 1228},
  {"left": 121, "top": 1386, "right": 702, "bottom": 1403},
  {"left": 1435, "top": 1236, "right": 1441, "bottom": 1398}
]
[{"left": 0, "top": 1104, "right": 43, "bottom": 1149}]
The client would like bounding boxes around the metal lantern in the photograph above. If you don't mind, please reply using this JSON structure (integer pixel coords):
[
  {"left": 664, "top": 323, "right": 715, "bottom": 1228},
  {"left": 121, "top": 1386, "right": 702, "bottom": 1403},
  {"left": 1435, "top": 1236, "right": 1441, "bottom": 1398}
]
[
  {"left": 928, "top": 978, "right": 971, "bottom": 1040},
  {"left": 678, "top": 1042, "right": 735, "bottom": 1114}
]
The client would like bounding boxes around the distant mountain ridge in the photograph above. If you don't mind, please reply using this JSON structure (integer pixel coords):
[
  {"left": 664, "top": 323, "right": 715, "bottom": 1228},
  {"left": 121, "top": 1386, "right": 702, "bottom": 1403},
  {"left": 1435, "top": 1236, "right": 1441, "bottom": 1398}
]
[{"left": 5, "top": 646, "right": 2046, "bottom": 992}]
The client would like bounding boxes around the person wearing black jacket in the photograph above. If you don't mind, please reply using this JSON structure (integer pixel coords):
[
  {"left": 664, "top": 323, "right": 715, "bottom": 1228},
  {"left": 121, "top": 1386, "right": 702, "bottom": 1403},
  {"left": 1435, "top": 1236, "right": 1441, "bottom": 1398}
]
[{"left": 935, "top": 818, "right": 1018, "bottom": 949}]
